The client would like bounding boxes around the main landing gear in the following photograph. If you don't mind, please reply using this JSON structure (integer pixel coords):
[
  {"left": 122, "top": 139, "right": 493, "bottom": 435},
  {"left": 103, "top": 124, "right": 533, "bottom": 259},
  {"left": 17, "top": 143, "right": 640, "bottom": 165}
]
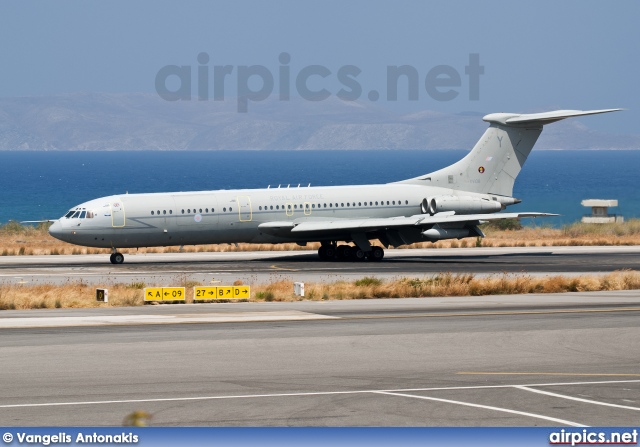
[
  {"left": 318, "top": 243, "right": 384, "bottom": 262},
  {"left": 110, "top": 249, "right": 124, "bottom": 264}
]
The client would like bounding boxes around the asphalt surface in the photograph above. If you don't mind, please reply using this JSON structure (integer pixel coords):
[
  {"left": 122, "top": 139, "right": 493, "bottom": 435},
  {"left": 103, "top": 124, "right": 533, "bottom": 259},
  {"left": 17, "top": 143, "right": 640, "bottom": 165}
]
[
  {"left": 0, "top": 245, "right": 639, "bottom": 285},
  {"left": 1, "top": 292, "right": 640, "bottom": 426}
]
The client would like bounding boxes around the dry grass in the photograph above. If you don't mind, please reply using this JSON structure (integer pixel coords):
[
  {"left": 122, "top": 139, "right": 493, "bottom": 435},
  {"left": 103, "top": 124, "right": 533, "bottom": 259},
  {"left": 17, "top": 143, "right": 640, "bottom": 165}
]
[
  {"left": 251, "top": 271, "right": 640, "bottom": 302},
  {"left": 2, "top": 271, "right": 640, "bottom": 310},
  {"left": 1, "top": 219, "right": 640, "bottom": 257}
]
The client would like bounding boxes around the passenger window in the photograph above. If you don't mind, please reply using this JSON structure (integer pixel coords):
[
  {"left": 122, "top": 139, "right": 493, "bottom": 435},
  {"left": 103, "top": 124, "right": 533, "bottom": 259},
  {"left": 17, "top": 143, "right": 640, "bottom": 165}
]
[
  {"left": 341, "top": 203, "right": 344, "bottom": 207},
  {"left": 170, "top": 210, "right": 173, "bottom": 214},
  {"left": 230, "top": 207, "right": 232, "bottom": 212},
  {"left": 181, "top": 210, "right": 184, "bottom": 214},
  {"left": 270, "top": 206, "right": 273, "bottom": 210},
  {"left": 163, "top": 210, "right": 166, "bottom": 215},
  {"left": 151, "top": 211, "right": 154, "bottom": 215},
  {"left": 79, "top": 211, "right": 86, "bottom": 219},
  {"left": 157, "top": 210, "right": 160, "bottom": 215},
  {"left": 375, "top": 202, "right": 378, "bottom": 206},
  {"left": 206, "top": 208, "right": 208, "bottom": 213},
  {"left": 199, "top": 209, "right": 202, "bottom": 213},
  {"left": 188, "top": 209, "right": 191, "bottom": 213},
  {"left": 223, "top": 208, "right": 226, "bottom": 212},
  {"left": 405, "top": 200, "right": 409, "bottom": 205}
]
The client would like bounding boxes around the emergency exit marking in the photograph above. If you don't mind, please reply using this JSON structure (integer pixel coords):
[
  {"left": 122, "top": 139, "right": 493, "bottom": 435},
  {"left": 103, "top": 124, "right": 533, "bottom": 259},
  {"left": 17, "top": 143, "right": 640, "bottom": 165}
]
[{"left": 144, "top": 287, "right": 185, "bottom": 301}]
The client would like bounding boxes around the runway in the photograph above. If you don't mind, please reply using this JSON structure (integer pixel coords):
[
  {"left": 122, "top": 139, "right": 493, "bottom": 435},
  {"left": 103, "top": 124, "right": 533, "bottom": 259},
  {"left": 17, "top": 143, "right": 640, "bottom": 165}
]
[
  {"left": 1, "top": 291, "right": 640, "bottom": 426},
  {"left": 0, "top": 245, "right": 639, "bottom": 285}
]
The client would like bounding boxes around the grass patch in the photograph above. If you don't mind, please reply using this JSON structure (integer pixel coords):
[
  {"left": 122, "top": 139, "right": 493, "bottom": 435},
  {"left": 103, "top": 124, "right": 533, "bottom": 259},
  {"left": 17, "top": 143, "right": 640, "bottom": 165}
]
[
  {"left": 355, "top": 277, "right": 383, "bottom": 286},
  {"left": 1, "top": 271, "right": 640, "bottom": 310}
]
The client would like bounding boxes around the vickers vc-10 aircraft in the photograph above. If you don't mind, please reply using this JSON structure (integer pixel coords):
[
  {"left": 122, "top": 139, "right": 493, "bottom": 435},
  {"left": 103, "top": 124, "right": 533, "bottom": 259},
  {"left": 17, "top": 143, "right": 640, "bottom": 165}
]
[{"left": 47, "top": 109, "right": 619, "bottom": 264}]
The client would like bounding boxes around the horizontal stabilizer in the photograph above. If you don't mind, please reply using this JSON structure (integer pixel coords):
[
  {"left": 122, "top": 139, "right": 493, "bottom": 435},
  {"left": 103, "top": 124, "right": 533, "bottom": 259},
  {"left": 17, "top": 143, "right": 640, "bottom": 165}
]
[{"left": 484, "top": 109, "right": 622, "bottom": 126}]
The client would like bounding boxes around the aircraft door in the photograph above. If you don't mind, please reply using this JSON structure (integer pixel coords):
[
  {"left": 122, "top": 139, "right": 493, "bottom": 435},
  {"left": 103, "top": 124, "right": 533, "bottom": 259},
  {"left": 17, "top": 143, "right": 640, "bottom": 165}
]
[
  {"left": 111, "top": 200, "right": 125, "bottom": 227},
  {"left": 303, "top": 202, "right": 312, "bottom": 215},
  {"left": 237, "top": 195, "right": 252, "bottom": 222}
]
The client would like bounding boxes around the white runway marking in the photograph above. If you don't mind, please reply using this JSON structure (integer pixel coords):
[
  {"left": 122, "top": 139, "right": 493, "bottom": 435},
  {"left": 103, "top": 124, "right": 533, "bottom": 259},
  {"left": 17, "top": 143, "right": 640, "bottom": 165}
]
[
  {"left": 514, "top": 385, "right": 640, "bottom": 411},
  {"left": 1, "top": 379, "right": 638, "bottom": 419},
  {"left": 373, "top": 391, "right": 585, "bottom": 427},
  {"left": 0, "top": 311, "right": 339, "bottom": 328}
]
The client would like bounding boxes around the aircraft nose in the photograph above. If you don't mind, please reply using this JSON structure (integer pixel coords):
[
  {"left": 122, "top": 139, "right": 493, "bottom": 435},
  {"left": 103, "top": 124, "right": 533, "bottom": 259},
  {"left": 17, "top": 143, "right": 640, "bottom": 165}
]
[{"left": 48, "top": 220, "right": 64, "bottom": 240}]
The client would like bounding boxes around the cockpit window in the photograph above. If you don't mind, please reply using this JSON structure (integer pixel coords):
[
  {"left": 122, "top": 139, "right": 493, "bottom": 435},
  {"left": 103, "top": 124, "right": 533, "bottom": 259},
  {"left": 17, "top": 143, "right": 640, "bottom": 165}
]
[
  {"left": 65, "top": 211, "right": 75, "bottom": 218},
  {"left": 71, "top": 211, "right": 81, "bottom": 218},
  {"left": 79, "top": 211, "right": 86, "bottom": 219},
  {"left": 86, "top": 211, "right": 94, "bottom": 219}
]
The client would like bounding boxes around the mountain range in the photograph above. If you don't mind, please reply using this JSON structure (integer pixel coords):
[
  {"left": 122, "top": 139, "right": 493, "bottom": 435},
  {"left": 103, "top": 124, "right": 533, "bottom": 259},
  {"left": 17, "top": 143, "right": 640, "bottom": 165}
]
[{"left": 0, "top": 93, "right": 637, "bottom": 151}]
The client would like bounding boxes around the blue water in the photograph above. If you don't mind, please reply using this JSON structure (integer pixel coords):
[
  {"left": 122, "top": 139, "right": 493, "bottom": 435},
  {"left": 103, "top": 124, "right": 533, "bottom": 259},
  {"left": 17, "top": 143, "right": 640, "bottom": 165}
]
[{"left": 1, "top": 150, "right": 638, "bottom": 226}]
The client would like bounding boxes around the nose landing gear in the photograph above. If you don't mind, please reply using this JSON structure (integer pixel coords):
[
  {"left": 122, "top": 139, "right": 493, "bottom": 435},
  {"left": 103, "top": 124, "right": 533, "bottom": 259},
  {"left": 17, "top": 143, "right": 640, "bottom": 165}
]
[{"left": 110, "top": 249, "right": 124, "bottom": 264}]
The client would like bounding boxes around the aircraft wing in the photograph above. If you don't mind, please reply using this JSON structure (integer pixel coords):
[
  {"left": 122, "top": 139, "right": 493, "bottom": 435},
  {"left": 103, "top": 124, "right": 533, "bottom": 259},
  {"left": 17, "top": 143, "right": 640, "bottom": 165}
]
[
  {"left": 20, "top": 220, "right": 57, "bottom": 224},
  {"left": 288, "top": 212, "right": 556, "bottom": 234}
]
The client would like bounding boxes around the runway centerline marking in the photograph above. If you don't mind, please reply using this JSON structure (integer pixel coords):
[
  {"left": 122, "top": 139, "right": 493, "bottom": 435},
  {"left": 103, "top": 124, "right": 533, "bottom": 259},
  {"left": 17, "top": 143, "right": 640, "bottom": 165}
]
[
  {"left": 372, "top": 391, "right": 586, "bottom": 427},
  {"left": 1, "top": 379, "right": 639, "bottom": 411},
  {"left": 514, "top": 386, "right": 640, "bottom": 411}
]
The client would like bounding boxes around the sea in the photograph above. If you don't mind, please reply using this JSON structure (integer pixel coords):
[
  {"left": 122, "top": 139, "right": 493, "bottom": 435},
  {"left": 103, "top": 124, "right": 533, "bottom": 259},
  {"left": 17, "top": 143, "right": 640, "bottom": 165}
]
[{"left": 1, "top": 150, "right": 639, "bottom": 227}]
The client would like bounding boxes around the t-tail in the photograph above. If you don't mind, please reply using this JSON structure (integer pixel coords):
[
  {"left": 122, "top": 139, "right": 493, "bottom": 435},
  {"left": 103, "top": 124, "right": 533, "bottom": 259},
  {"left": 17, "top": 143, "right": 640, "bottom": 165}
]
[{"left": 399, "top": 109, "right": 622, "bottom": 197}]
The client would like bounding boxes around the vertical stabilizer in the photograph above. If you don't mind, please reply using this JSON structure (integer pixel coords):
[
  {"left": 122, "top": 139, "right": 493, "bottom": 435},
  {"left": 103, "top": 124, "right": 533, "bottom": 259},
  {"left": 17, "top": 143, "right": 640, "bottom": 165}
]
[{"left": 398, "top": 109, "right": 621, "bottom": 198}]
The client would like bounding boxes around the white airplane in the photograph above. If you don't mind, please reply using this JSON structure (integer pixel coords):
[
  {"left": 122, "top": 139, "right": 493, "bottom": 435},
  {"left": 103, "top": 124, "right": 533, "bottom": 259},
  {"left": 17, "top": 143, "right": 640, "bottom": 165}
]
[{"left": 47, "top": 108, "right": 620, "bottom": 264}]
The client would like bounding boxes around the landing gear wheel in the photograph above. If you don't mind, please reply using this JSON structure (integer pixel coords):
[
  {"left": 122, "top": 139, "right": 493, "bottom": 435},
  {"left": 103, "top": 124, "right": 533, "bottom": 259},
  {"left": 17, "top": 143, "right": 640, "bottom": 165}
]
[
  {"left": 336, "top": 245, "right": 352, "bottom": 261},
  {"left": 353, "top": 248, "right": 366, "bottom": 261},
  {"left": 367, "top": 246, "right": 384, "bottom": 262},
  {"left": 324, "top": 245, "right": 336, "bottom": 260},
  {"left": 110, "top": 252, "right": 125, "bottom": 264},
  {"left": 318, "top": 245, "right": 329, "bottom": 260}
]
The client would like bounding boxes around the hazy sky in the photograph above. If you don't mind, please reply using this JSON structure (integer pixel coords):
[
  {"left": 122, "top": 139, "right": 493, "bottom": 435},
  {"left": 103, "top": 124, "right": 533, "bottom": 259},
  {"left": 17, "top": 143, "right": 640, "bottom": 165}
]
[{"left": 0, "top": 0, "right": 637, "bottom": 133}]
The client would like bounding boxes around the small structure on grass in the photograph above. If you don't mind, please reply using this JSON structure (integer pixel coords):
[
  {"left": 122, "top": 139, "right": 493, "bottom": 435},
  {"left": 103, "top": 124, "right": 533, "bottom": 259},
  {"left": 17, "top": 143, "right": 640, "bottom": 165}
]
[{"left": 581, "top": 199, "right": 623, "bottom": 224}]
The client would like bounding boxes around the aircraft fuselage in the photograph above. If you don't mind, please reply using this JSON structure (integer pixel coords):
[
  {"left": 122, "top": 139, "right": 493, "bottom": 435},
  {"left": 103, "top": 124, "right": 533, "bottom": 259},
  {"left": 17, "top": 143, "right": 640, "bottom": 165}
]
[{"left": 49, "top": 183, "right": 499, "bottom": 249}]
